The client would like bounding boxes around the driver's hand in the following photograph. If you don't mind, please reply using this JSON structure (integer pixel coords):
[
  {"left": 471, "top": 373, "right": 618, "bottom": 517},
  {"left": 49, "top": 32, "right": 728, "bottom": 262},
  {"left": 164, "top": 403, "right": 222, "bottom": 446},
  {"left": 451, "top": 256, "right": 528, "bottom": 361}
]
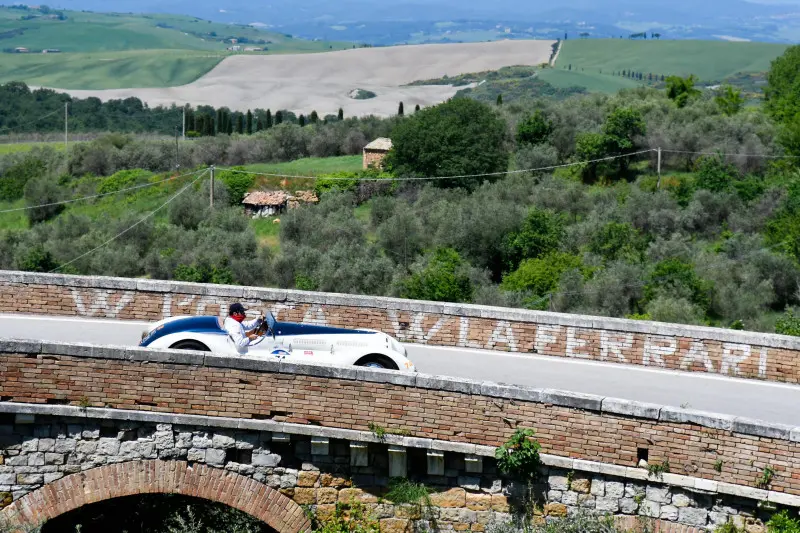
[{"left": 247, "top": 333, "right": 258, "bottom": 340}]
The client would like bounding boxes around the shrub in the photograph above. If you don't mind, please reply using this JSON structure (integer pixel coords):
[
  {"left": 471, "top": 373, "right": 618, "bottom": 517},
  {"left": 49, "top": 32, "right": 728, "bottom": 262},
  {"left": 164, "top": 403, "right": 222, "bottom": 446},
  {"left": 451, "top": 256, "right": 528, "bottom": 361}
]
[
  {"left": 0, "top": 153, "right": 47, "bottom": 201},
  {"left": 776, "top": 309, "right": 800, "bottom": 336},
  {"left": 495, "top": 428, "right": 542, "bottom": 482},
  {"left": 501, "top": 252, "right": 583, "bottom": 308},
  {"left": 643, "top": 258, "right": 712, "bottom": 312},
  {"left": 501, "top": 208, "right": 565, "bottom": 272},
  {"left": 401, "top": 248, "right": 474, "bottom": 303},
  {"left": 695, "top": 155, "right": 739, "bottom": 193},
  {"left": 216, "top": 167, "right": 254, "bottom": 206},
  {"left": 517, "top": 110, "right": 553, "bottom": 146},
  {"left": 96, "top": 169, "right": 152, "bottom": 195},
  {"left": 23, "top": 176, "right": 66, "bottom": 224},
  {"left": 588, "top": 222, "right": 645, "bottom": 263}
]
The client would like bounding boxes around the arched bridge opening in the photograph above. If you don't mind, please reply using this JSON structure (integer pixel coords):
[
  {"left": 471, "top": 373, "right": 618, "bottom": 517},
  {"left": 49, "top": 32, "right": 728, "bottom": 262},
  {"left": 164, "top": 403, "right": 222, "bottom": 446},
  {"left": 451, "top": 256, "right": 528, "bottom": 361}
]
[{"left": 0, "top": 460, "right": 310, "bottom": 533}]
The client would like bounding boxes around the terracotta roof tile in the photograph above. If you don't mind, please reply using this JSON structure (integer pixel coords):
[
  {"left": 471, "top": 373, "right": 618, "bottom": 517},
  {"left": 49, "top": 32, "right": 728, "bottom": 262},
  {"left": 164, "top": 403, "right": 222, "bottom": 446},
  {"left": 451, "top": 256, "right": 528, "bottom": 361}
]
[{"left": 242, "top": 191, "right": 289, "bottom": 206}]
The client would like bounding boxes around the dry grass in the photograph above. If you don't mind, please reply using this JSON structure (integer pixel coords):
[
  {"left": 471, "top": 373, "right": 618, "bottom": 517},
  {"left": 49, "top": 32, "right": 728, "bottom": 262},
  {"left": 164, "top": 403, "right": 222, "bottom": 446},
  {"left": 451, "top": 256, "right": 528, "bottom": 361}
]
[{"left": 59, "top": 40, "right": 555, "bottom": 117}]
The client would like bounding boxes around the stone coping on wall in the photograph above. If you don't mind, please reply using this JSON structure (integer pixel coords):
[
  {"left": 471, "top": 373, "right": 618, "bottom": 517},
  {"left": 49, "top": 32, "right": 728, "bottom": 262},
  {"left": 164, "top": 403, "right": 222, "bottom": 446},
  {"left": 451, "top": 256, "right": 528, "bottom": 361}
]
[
  {"left": 1, "top": 337, "right": 798, "bottom": 444},
  {"left": 4, "top": 270, "right": 800, "bottom": 351},
  {"left": 1, "top": 400, "right": 798, "bottom": 509}
]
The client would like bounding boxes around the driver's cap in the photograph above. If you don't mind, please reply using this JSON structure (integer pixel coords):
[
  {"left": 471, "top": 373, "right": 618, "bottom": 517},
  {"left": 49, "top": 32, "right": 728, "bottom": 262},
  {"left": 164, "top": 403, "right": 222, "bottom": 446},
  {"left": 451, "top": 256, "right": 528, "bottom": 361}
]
[{"left": 229, "top": 303, "right": 247, "bottom": 315}]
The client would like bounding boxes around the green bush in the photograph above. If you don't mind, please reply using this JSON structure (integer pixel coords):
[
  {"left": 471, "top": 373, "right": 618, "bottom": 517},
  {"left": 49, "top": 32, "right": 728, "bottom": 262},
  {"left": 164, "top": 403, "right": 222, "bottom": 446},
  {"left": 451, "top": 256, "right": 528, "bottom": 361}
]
[
  {"left": 24, "top": 177, "right": 67, "bottom": 224},
  {"left": 588, "top": 222, "right": 645, "bottom": 262},
  {"left": 766, "top": 510, "right": 800, "bottom": 533},
  {"left": 495, "top": 428, "right": 542, "bottom": 482},
  {"left": 401, "top": 248, "right": 474, "bottom": 303},
  {"left": 517, "top": 110, "right": 553, "bottom": 146},
  {"left": 216, "top": 167, "right": 254, "bottom": 206},
  {"left": 695, "top": 155, "right": 739, "bottom": 193},
  {"left": 502, "top": 208, "right": 564, "bottom": 272},
  {"left": 776, "top": 309, "right": 800, "bottom": 336},
  {"left": 96, "top": 169, "right": 153, "bottom": 195},
  {"left": 501, "top": 252, "right": 583, "bottom": 308},
  {"left": 310, "top": 502, "right": 380, "bottom": 533},
  {"left": 643, "top": 258, "right": 713, "bottom": 312},
  {"left": 0, "top": 154, "right": 46, "bottom": 201}
]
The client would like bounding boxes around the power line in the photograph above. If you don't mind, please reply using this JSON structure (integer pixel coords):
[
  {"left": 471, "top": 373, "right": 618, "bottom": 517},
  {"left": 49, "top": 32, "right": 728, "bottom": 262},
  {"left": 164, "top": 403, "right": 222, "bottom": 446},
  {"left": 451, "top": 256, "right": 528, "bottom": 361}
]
[
  {"left": 50, "top": 169, "right": 210, "bottom": 274},
  {"left": 660, "top": 149, "right": 800, "bottom": 159},
  {"left": 0, "top": 167, "right": 206, "bottom": 214},
  {"left": 218, "top": 149, "right": 657, "bottom": 182},
  {"left": 0, "top": 108, "right": 63, "bottom": 135}
]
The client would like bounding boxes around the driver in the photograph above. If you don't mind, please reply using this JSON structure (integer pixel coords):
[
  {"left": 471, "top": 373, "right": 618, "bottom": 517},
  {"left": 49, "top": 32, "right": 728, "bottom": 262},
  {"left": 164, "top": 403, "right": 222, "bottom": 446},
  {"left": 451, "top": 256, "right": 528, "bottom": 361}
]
[{"left": 223, "top": 303, "right": 263, "bottom": 354}]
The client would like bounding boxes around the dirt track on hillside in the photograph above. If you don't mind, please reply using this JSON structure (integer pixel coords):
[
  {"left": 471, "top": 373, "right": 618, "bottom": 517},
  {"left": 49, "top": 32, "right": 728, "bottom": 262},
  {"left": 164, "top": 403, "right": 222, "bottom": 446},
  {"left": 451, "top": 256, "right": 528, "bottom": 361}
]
[{"left": 61, "top": 40, "right": 555, "bottom": 117}]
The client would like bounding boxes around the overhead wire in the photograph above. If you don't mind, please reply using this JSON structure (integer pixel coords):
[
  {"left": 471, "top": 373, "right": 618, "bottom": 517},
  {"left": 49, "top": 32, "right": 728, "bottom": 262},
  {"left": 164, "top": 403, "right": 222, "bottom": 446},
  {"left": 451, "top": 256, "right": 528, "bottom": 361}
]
[
  {"left": 660, "top": 149, "right": 800, "bottom": 159},
  {"left": 49, "top": 168, "right": 210, "bottom": 274},
  {"left": 0, "top": 167, "right": 207, "bottom": 214},
  {"left": 217, "top": 149, "right": 658, "bottom": 182}
]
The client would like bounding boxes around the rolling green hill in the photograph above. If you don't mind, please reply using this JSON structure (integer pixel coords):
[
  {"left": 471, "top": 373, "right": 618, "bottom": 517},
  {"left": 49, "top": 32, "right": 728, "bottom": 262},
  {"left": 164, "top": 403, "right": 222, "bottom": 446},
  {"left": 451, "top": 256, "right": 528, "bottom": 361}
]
[
  {"left": 537, "top": 68, "right": 642, "bottom": 93},
  {"left": 0, "top": 5, "right": 354, "bottom": 89},
  {"left": 555, "top": 39, "right": 788, "bottom": 82}
]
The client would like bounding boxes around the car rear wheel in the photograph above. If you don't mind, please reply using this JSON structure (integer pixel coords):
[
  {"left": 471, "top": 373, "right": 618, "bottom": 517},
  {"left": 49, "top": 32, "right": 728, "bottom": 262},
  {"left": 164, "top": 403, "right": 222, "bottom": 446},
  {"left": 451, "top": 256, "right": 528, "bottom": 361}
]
[
  {"left": 355, "top": 354, "right": 398, "bottom": 370},
  {"left": 169, "top": 340, "right": 211, "bottom": 352}
]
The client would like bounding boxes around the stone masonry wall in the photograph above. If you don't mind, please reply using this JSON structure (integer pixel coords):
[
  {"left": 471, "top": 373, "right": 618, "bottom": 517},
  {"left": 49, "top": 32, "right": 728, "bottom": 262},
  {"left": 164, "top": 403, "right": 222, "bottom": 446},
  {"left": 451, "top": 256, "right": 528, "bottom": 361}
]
[
  {"left": 0, "top": 415, "right": 777, "bottom": 532},
  {"left": 2, "top": 339, "right": 800, "bottom": 502},
  {"left": 2, "top": 271, "right": 800, "bottom": 385}
]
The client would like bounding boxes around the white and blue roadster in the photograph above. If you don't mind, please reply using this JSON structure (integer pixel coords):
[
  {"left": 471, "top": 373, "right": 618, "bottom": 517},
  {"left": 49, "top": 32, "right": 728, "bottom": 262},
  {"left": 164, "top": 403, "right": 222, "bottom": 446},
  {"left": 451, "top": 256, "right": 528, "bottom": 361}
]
[{"left": 138, "top": 312, "right": 416, "bottom": 371}]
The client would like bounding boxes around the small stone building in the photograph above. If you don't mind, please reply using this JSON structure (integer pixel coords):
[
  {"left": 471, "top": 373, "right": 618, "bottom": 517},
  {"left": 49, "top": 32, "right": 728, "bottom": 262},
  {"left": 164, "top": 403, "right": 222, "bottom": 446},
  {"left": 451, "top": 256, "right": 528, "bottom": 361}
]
[
  {"left": 287, "top": 190, "right": 319, "bottom": 209},
  {"left": 242, "top": 191, "right": 289, "bottom": 218},
  {"left": 362, "top": 137, "right": 392, "bottom": 169}
]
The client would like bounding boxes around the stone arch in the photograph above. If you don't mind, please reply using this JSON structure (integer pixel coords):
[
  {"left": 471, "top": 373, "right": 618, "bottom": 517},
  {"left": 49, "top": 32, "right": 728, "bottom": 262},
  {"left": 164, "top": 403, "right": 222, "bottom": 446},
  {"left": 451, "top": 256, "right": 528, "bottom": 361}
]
[{"left": 0, "top": 460, "right": 310, "bottom": 533}]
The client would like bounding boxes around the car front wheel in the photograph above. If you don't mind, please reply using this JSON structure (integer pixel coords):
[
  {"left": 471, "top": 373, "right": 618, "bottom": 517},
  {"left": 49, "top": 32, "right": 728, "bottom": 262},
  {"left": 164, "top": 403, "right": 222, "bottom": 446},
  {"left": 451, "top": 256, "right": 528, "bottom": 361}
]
[{"left": 355, "top": 354, "right": 398, "bottom": 370}]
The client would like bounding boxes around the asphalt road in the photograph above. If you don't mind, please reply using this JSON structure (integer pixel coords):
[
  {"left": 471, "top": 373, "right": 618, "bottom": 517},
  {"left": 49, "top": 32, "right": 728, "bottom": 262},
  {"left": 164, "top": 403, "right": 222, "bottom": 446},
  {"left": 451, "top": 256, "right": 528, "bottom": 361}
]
[{"left": 2, "top": 314, "right": 800, "bottom": 425}]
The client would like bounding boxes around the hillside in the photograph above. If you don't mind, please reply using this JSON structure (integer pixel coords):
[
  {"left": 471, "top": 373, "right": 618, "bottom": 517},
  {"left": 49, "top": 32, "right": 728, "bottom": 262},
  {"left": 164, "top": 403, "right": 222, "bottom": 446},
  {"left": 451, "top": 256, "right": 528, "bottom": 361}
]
[
  {"left": 0, "top": 5, "right": 353, "bottom": 89},
  {"left": 51, "top": 40, "right": 557, "bottom": 117},
  {"left": 555, "top": 39, "right": 789, "bottom": 82}
]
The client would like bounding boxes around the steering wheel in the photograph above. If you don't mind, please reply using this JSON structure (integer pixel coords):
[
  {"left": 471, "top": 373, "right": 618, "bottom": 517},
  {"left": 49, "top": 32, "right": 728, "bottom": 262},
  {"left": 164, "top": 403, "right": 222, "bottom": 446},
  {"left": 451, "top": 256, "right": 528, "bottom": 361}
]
[{"left": 249, "top": 318, "right": 270, "bottom": 346}]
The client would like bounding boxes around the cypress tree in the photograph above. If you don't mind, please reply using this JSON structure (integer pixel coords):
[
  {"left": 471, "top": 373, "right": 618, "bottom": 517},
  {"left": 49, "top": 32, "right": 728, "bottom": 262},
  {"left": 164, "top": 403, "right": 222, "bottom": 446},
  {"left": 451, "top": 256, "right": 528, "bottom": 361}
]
[
  {"left": 209, "top": 116, "right": 216, "bottom": 136},
  {"left": 496, "top": 94, "right": 503, "bottom": 106},
  {"left": 215, "top": 109, "right": 223, "bottom": 134},
  {"left": 275, "top": 110, "right": 283, "bottom": 125},
  {"left": 398, "top": 102, "right": 404, "bottom": 116},
  {"left": 236, "top": 113, "right": 244, "bottom": 134},
  {"left": 299, "top": 114, "right": 306, "bottom": 127},
  {"left": 266, "top": 109, "right": 273, "bottom": 128},
  {"left": 415, "top": 104, "right": 420, "bottom": 112},
  {"left": 338, "top": 108, "right": 344, "bottom": 121},
  {"left": 246, "top": 110, "right": 253, "bottom": 134},
  {"left": 310, "top": 110, "right": 319, "bottom": 123},
  {"left": 256, "top": 117, "right": 263, "bottom": 132}
]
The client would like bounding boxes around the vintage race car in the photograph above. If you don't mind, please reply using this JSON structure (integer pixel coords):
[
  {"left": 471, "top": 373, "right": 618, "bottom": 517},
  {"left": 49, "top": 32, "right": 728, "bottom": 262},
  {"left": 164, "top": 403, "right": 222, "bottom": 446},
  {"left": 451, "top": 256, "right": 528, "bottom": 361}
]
[{"left": 138, "top": 311, "right": 416, "bottom": 371}]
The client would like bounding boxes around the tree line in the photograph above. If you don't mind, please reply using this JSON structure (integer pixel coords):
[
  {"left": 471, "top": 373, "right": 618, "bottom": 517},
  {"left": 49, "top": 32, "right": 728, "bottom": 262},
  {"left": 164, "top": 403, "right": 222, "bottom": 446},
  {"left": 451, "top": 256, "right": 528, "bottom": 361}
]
[{"left": 0, "top": 82, "right": 347, "bottom": 139}]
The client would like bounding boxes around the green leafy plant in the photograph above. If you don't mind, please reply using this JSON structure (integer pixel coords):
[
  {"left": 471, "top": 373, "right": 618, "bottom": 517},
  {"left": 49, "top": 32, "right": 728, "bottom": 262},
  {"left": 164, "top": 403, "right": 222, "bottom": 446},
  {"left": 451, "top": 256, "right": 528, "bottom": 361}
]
[
  {"left": 776, "top": 309, "right": 800, "bottom": 337},
  {"left": 765, "top": 509, "right": 800, "bottom": 533},
  {"left": 495, "top": 428, "right": 542, "bottom": 482},
  {"left": 714, "top": 459, "right": 724, "bottom": 473},
  {"left": 313, "top": 501, "right": 380, "bottom": 533},
  {"left": 647, "top": 459, "right": 670, "bottom": 478},
  {"left": 757, "top": 465, "right": 775, "bottom": 489},
  {"left": 715, "top": 520, "right": 746, "bottom": 533},
  {"left": 566, "top": 471, "right": 575, "bottom": 491},
  {"left": 367, "top": 421, "right": 386, "bottom": 440}
]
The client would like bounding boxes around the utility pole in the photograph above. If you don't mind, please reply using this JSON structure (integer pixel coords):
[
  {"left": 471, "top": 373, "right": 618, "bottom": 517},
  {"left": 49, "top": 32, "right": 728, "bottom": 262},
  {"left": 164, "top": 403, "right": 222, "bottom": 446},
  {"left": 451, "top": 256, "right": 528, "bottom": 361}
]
[
  {"left": 656, "top": 147, "right": 662, "bottom": 189},
  {"left": 182, "top": 107, "right": 186, "bottom": 140},
  {"left": 210, "top": 165, "right": 215, "bottom": 208},
  {"left": 174, "top": 126, "right": 180, "bottom": 171},
  {"left": 64, "top": 102, "right": 68, "bottom": 152}
]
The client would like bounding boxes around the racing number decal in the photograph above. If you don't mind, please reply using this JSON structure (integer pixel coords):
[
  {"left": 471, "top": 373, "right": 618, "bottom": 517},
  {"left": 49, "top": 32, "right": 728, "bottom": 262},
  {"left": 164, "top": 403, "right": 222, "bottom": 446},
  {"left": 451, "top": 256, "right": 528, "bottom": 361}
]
[
  {"left": 304, "top": 350, "right": 314, "bottom": 356},
  {"left": 404, "top": 361, "right": 413, "bottom": 369}
]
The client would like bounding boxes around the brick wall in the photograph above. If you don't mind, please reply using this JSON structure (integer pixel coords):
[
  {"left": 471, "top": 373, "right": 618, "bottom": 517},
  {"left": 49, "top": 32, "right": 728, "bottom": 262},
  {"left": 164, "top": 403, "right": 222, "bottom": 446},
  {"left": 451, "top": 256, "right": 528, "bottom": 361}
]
[
  {"left": 2, "top": 271, "right": 800, "bottom": 385},
  {"left": 363, "top": 150, "right": 388, "bottom": 169},
  {"left": 1, "top": 340, "right": 800, "bottom": 499}
]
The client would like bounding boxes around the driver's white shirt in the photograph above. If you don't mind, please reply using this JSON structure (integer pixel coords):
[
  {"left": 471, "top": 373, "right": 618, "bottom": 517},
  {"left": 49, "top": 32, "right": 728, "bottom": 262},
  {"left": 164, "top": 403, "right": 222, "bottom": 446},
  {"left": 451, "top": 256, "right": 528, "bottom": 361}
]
[{"left": 223, "top": 316, "right": 261, "bottom": 354}]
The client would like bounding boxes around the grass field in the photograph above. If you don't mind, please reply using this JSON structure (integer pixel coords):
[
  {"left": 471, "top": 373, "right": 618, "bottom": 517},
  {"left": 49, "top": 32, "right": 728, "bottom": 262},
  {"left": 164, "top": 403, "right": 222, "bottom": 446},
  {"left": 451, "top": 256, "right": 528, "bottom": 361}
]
[
  {"left": 0, "top": 6, "right": 354, "bottom": 89},
  {"left": 244, "top": 156, "right": 363, "bottom": 176},
  {"left": 0, "top": 142, "right": 68, "bottom": 155},
  {"left": 0, "top": 50, "right": 226, "bottom": 89},
  {"left": 556, "top": 39, "right": 788, "bottom": 82},
  {"left": 537, "top": 68, "right": 642, "bottom": 93}
]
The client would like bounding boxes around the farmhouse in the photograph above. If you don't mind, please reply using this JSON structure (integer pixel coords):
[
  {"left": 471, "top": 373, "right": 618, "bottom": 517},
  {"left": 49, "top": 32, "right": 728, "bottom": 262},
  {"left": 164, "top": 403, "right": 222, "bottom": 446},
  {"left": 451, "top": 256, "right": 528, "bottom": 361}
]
[
  {"left": 242, "top": 191, "right": 288, "bottom": 217},
  {"left": 363, "top": 137, "right": 392, "bottom": 169},
  {"left": 13, "top": 47, "right": 29, "bottom": 53}
]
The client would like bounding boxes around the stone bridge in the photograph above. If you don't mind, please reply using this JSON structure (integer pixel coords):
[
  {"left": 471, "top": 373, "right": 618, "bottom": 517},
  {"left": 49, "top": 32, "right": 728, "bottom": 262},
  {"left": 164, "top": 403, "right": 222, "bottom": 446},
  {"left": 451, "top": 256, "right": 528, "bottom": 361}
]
[
  {"left": 2, "top": 271, "right": 800, "bottom": 385},
  {"left": 1, "top": 339, "right": 799, "bottom": 532}
]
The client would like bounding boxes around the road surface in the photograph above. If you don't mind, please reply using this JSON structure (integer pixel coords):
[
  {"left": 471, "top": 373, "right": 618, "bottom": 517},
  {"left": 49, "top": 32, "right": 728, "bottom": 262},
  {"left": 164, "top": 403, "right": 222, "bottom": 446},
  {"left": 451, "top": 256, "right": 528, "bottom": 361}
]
[{"left": 1, "top": 314, "right": 799, "bottom": 425}]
